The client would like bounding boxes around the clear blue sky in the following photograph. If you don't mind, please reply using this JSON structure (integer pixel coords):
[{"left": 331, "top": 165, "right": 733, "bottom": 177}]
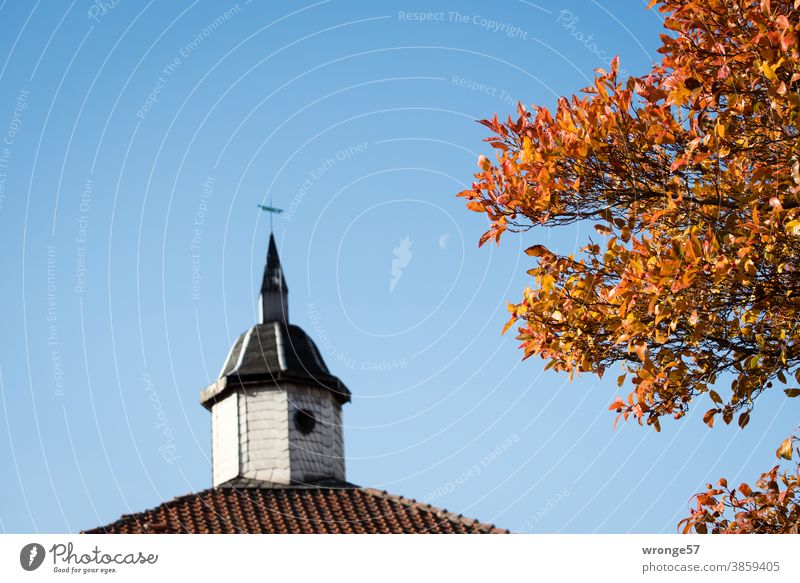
[{"left": 0, "top": 0, "right": 795, "bottom": 534}]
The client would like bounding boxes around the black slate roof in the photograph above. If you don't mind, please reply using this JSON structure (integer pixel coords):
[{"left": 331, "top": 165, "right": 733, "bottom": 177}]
[
  {"left": 201, "top": 322, "right": 350, "bottom": 408},
  {"left": 261, "top": 234, "right": 288, "bottom": 294}
]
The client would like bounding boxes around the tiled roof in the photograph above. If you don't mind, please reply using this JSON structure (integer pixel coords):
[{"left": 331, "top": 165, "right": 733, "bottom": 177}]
[{"left": 83, "top": 482, "right": 507, "bottom": 534}]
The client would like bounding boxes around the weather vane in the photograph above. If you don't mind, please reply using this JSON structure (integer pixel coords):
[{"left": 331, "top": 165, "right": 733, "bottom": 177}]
[{"left": 258, "top": 200, "right": 284, "bottom": 232}]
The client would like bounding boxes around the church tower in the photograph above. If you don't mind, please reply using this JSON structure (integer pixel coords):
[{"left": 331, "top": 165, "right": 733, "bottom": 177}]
[
  {"left": 200, "top": 234, "right": 350, "bottom": 487},
  {"left": 90, "top": 233, "right": 506, "bottom": 534}
]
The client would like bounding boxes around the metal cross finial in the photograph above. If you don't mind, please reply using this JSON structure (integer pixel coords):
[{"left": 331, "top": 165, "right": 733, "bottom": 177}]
[{"left": 258, "top": 199, "right": 284, "bottom": 232}]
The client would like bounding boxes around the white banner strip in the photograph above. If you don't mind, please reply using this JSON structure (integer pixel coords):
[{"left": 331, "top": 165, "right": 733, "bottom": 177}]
[{"left": 1, "top": 534, "right": 797, "bottom": 581}]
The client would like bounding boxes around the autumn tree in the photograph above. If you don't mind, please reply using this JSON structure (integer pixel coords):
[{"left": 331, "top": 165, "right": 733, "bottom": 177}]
[{"left": 459, "top": 0, "right": 800, "bottom": 533}]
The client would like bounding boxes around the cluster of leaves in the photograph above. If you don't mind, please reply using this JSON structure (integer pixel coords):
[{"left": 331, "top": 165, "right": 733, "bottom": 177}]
[
  {"left": 680, "top": 434, "right": 800, "bottom": 533},
  {"left": 459, "top": 0, "right": 800, "bottom": 532}
]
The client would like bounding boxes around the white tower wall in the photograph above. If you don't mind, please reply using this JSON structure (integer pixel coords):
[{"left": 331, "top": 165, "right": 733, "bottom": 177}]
[{"left": 210, "top": 383, "right": 344, "bottom": 487}]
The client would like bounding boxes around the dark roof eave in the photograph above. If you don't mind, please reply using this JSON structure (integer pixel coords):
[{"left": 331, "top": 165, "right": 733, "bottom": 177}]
[{"left": 200, "top": 372, "right": 351, "bottom": 410}]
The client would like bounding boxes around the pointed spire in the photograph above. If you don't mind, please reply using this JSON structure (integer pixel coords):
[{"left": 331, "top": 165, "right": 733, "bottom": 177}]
[{"left": 259, "top": 234, "right": 289, "bottom": 324}]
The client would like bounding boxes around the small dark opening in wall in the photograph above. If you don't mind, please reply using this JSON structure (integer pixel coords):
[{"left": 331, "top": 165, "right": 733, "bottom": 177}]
[{"left": 294, "top": 409, "right": 316, "bottom": 434}]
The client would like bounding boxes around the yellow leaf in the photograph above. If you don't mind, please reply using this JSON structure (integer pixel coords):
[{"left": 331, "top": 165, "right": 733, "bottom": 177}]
[
  {"left": 777, "top": 438, "right": 793, "bottom": 460},
  {"left": 761, "top": 60, "right": 778, "bottom": 81}
]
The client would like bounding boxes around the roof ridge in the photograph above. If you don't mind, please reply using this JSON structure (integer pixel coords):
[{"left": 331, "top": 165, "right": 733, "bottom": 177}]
[{"left": 359, "top": 487, "right": 509, "bottom": 534}]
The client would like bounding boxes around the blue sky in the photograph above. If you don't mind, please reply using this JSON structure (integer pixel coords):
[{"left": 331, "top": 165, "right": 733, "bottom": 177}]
[{"left": 0, "top": 0, "right": 796, "bottom": 534}]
